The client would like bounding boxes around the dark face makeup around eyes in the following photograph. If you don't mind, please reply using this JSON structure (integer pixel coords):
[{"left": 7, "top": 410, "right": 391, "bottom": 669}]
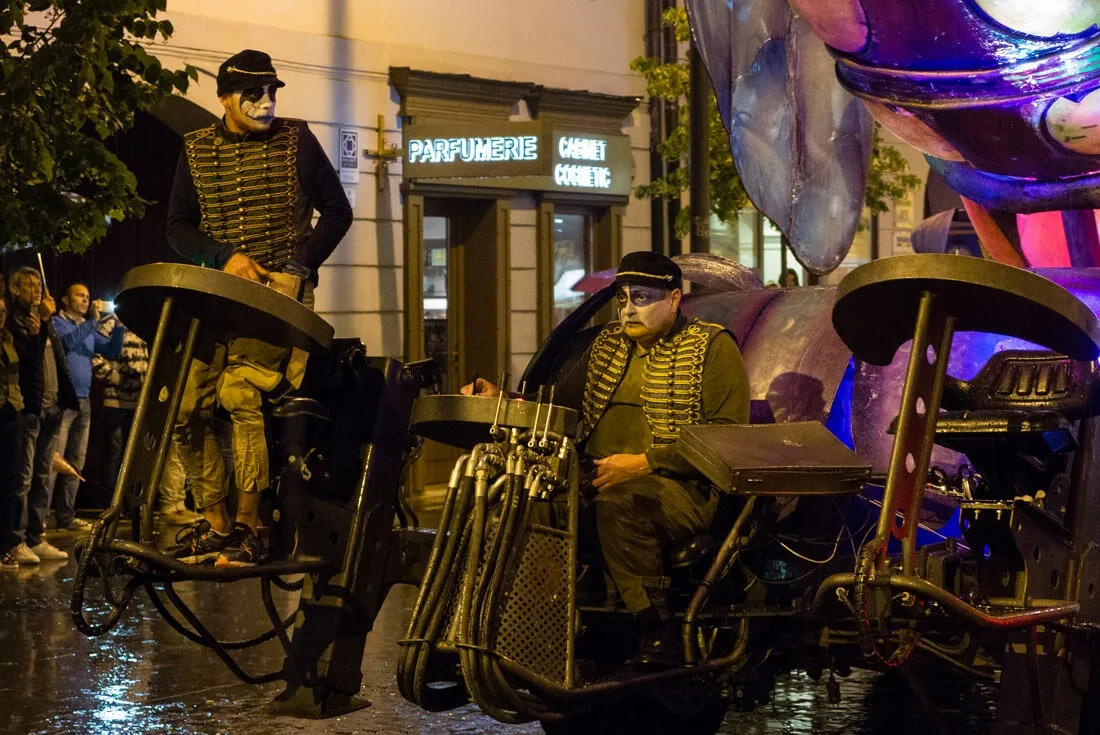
[
  {"left": 221, "top": 84, "right": 277, "bottom": 134},
  {"left": 614, "top": 286, "right": 668, "bottom": 309},
  {"left": 240, "top": 85, "right": 278, "bottom": 104}
]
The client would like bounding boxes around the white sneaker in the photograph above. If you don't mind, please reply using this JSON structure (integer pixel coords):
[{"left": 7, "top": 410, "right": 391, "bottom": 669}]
[
  {"left": 61, "top": 518, "right": 93, "bottom": 532},
  {"left": 12, "top": 542, "right": 40, "bottom": 564},
  {"left": 29, "top": 541, "right": 68, "bottom": 561}
]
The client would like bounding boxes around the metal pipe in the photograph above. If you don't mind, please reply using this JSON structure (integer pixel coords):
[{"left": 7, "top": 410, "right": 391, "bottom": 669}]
[
  {"left": 504, "top": 617, "right": 751, "bottom": 708},
  {"left": 139, "top": 314, "right": 202, "bottom": 545},
  {"left": 689, "top": 41, "right": 710, "bottom": 255},
  {"left": 810, "top": 572, "right": 1079, "bottom": 629},
  {"left": 105, "top": 295, "right": 173, "bottom": 534},
  {"left": 682, "top": 496, "right": 757, "bottom": 663}
]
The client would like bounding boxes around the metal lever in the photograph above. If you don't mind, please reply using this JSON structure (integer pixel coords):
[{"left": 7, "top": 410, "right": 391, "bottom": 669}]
[
  {"left": 539, "top": 384, "right": 556, "bottom": 450},
  {"left": 488, "top": 371, "right": 508, "bottom": 440},
  {"left": 528, "top": 385, "right": 544, "bottom": 449}
]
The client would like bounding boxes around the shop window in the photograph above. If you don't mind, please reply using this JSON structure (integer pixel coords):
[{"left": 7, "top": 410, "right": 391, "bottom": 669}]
[
  {"left": 709, "top": 211, "right": 756, "bottom": 270},
  {"left": 710, "top": 210, "right": 807, "bottom": 287},
  {"left": 423, "top": 215, "right": 450, "bottom": 390},
  {"left": 552, "top": 212, "right": 593, "bottom": 327}
]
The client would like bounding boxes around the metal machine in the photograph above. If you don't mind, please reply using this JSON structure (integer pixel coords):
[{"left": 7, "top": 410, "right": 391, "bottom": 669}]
[{"left": 72, "top": 254, "right": 1100, "bottom": 734}]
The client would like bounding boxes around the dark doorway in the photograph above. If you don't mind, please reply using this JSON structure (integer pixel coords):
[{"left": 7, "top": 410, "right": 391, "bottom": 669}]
[
  {"left": 40, "top": 97, "right": 217, "bottom": 299},
  {"left": 406, "top": 195, "right": 511, "bottom": 485}
]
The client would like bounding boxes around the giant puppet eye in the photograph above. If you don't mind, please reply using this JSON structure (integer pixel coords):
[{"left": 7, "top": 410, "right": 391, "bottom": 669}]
[
  {"left": 972, "top": 1, "right": 1100, "bottom": 37},
  {"left": 788, "top": 0, "right": 869, "bottom": 53},
  {"left": 1045, "top": 90, "right": 1100, "bottom": 155}
]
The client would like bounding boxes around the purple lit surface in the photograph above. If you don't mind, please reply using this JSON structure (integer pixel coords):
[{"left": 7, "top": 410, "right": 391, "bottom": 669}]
[
  {"left": 688, "top": 0, "right": 1100, "bottom": 263},
  {"left": 686, "top": 0, "right": 872, "bottom": 274}
]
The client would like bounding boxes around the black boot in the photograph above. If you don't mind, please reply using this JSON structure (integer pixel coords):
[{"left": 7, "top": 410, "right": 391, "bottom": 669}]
[{"left": 630, "top": 606, "right": 682, "bottom": 668}]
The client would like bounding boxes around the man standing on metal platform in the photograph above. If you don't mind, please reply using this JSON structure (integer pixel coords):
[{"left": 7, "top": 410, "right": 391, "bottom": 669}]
[{"left": 165, "top": 49, "right": 352, "bottom": 567}]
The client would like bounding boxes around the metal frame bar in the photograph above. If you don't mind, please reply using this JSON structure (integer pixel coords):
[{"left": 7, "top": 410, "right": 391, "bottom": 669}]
[{"left": 876, "top": 291, "right": 956, "bottom": 576}]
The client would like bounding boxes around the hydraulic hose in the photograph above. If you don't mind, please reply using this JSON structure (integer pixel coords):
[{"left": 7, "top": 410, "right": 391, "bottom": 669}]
[
  {"left": 458, "top": 452, "right": 520, "bottom": 721},
  {"left": 399, "top": 453, "right": 476, "bottom": 705},
  {"left": 475, "top": 461, "right": 552, "bottom": 720},
  {"left": 404, "top": 455, "right": 469, "bottom": 636}
]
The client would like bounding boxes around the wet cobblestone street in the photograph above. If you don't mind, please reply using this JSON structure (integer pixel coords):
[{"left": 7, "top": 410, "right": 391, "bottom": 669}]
[{"left": 0, "top": 517, "right": 998, "bottom": 735}]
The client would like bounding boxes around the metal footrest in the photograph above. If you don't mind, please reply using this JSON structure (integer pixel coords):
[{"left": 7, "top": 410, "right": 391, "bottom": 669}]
[{"left": 89, "top": 538, "right": 335, "bottom": 582}]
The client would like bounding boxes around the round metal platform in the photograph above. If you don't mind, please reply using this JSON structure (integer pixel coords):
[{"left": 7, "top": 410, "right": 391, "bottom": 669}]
[
  {"left": 115, "top": 263, "right": 334, "bottom": 353},
  {"left": 833, "top": 254, "right": 1100, "bottom": 365},
  {"left": 410, "top": 394, "right": 579, "bottom": 449}
]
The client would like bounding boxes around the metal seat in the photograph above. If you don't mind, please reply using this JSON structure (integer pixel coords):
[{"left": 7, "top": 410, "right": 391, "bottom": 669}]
[
  {"left": 101, "top": 263, "right": 334, "bottom": 547},
  {"left": 832, "top": 254, "right": 1100, "bottom": 367},
  {"left": 831, "top": 253, "right": 1100, "bottom": 579}
]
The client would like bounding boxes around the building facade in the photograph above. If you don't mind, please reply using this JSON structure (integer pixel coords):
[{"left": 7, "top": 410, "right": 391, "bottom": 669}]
[{"left": 153, "top": 0, "right": 652, "bottom": 392}]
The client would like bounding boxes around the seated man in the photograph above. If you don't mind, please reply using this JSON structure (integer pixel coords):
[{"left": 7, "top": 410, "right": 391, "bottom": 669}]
[{"left": 465, "top": 251, "right": 749, "bottom": 665}]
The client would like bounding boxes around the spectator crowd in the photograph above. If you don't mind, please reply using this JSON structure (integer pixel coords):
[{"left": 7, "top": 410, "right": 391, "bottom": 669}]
[{"left": 0, "top": 261, "right": 199, "bottom": 568}]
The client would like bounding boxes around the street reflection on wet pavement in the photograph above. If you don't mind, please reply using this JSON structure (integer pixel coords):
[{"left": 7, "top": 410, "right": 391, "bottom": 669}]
[{"left": 0, "top": 525, "right": 996, "bottom": 735}]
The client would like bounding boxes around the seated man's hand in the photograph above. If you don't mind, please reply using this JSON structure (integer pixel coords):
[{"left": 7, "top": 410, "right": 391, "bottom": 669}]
[
  {"left": 591, "top": 453, "right": 652, "bottom": 491},
  {"left": 460, "top": 378, "right": 500, "bottom": 397},
  {"left": 223, "top": 252, "right": 271, "bottom": 283}
]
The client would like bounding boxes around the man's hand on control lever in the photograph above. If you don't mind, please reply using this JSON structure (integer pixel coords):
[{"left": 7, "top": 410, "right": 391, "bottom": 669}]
[
  {"left": 223, "top": 252, "right": 271, "bottom": 283},
  {"left": 460, "top": 378, "right": 501, "bottom": 397}
]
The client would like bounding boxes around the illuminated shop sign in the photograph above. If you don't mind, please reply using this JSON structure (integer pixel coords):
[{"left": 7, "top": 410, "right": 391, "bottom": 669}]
[
  {"left": 554, "top": 163, "right": 611, "bottom": 189},
  {"left": 404, "top": 122, "right": 631, "bottom": 196},
  {"left": 553, "top": 135, "right": 612, "bottom": 190},
  {"left": 558, "top": 136, "right": 607, "bottom": 161},
  {"left": 406, "top": 135, "right": 539, "bottom": 164}
]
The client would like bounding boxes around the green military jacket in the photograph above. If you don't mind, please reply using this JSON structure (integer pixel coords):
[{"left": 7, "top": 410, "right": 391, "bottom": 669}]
[{"left": 579, "top": 314, "right": 749, "bottom": 475}]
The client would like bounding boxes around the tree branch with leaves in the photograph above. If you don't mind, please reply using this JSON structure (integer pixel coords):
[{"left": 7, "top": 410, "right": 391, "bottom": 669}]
[
  {"left": 631, "top": 7, "right": 920, "bottom": 240},
  {"left": 1, "top": 0, "right": 196, "bottom": 254}
]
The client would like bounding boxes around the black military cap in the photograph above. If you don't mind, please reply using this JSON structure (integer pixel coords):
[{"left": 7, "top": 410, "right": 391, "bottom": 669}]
[
  {"left": 614, "top": 251, "right": 682, "bottom": 291},
  {"left": 216, "top": 49, "right": 285, "bottom": 96}
]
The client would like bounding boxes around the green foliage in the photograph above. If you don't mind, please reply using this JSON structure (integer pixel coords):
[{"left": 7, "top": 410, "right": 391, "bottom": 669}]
[
  {"left": 865, "top": 125, "right": 922, "bottom": 217},
  {"left": 631, "top": 7, "right": 920, "bottom": 240},
  {"left": 0, "top": 0, "right": 196, "bottom": 254}
]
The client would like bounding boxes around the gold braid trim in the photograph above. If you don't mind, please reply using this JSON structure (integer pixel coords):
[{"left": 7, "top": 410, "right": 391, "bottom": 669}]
[
  {"left": 184, "top": 120, "right": 311, "bottom": 271},
  {"left": 643, "top": 320, "right": 720, "bottom": 440},
  {"left": 580, "top": 319, "right": 725, "bottom": 443},
  {"left": 580, "top": 322, "right": 632, "bottom": 441}
]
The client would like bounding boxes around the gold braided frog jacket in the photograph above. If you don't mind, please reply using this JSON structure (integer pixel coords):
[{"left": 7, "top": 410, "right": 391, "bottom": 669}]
[
  {"left": 180, "top": 119, "right": 314, "bottom": 272},
  {"left": 580, "top": 316, "right": 746, "bottom": 449}
]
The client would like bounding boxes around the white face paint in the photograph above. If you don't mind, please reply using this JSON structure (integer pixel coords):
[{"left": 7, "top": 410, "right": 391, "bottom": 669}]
[
  {"left": 615, "top": 284, "right": 681, "bottom": 349},
  {"left": 221, "top": 84, "right": 277, "bottom": 134}
]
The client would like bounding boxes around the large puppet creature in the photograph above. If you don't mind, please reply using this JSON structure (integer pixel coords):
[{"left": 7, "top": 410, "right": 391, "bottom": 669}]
[{"left": 687, "top": 0, "right": 1100, "bottom": 272}]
